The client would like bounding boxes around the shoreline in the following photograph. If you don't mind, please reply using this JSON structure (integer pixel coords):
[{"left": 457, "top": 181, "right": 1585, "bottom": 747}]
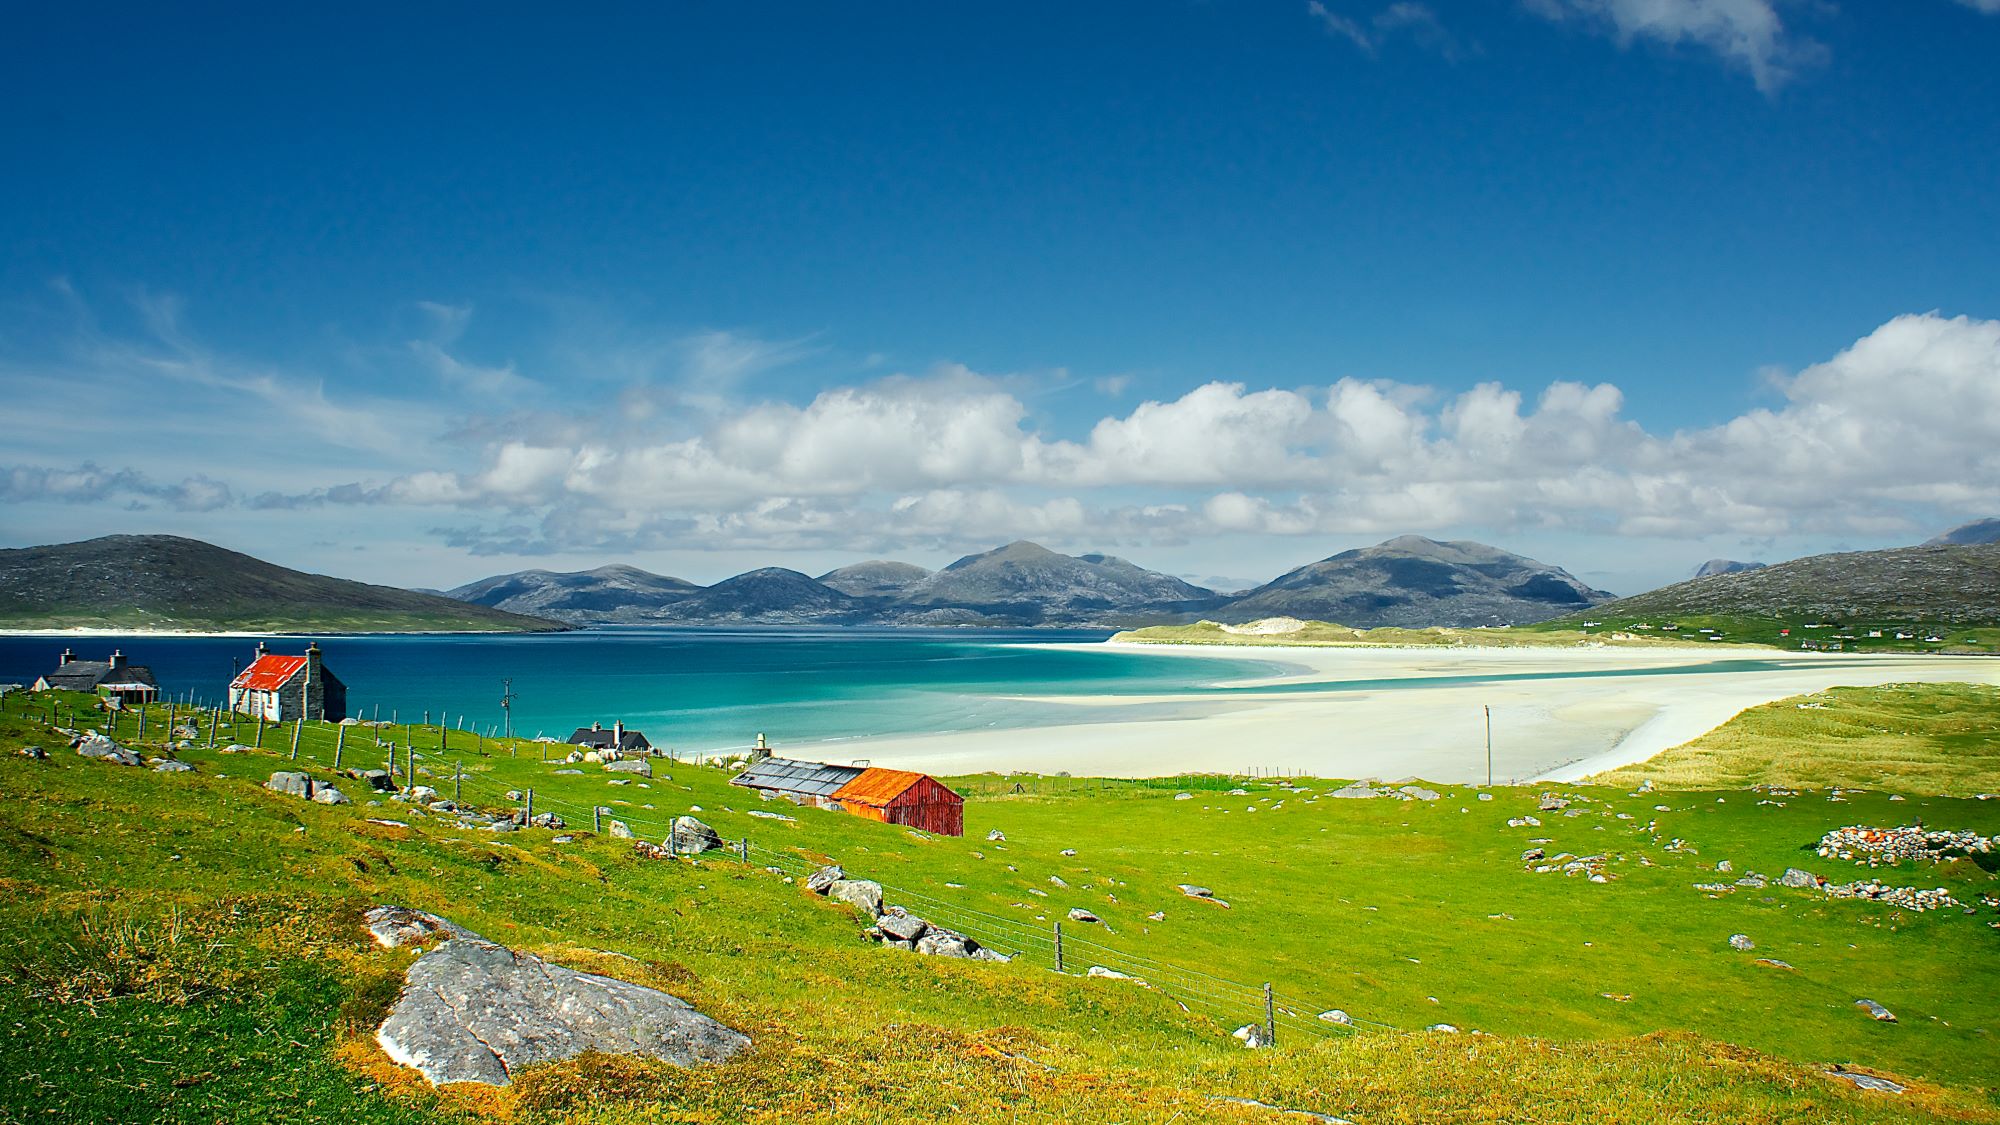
[{"left": 838, "top": 642, "right": 2000, "bottom": 783}]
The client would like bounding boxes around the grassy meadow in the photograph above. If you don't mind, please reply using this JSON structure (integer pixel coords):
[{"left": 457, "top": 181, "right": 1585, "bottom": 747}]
[
  {"left": 1590, "top": 683, "right": 2000, "bottom": 795},
  {"left": 2, "top": 688, "right": 1997, "bottom": 1123}
]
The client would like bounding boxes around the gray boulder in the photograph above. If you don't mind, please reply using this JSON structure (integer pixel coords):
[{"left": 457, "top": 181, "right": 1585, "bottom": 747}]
[
  {"left": 75, "top": 734, "right": 142, "bottom": 767},
  {"left": 1399, "top": 785, "right": 1441, "bottom": 801},
  {"left": 355, "top": 769, "right": 394, "bottom": 791},
  {"left": 19, "top": 745, "right": 48, "bottom": 760},
  {"left": 827, "top": 879, "right": 884, "bottom": 918},
  {"left": 671, "top": 816, "right": 723, "bottom": 855},
  {"left": 1729, "top": 934, "right": 1755, "bottom": 951},
  {"left": 1176, "top": 884, "right": 1213, "bottom": 899},
  {"left": 1330, "top": 783, "right": 1381, "bottom": 799},
  {"left": 266, "top": 771, "right": 314, "bottom": 798},
  {"left": 915, "top": 929, "right": 976, "bottom": 958},
  {"left": 987, "top": 829, "right": 1005, "bottom": 842},
  {"left": 607, "top": 819, "right": 634, "bottom": 839},
  {"left": 1779, "top": 868, "right": 1817, "bottom": 889},
  {"left": 878, "top": 913, "right": 928, "bottom": 942},
  {"left": 365, "top": 905, "right": 480, "bottom": 948},
  {"left": 313, "top": 785, "right": 352, "bottom": 805},
  {"left": 1067, "top": 908, "right": 1101, "bottom": 924},
  {"left": 408, "top": 785, "right": 439, "bottom": 803},
  {"left": 605, "top": 759, "right": 652, "bottom": 777},
  {"left": 152, "top": 759, "right": 195, "bottom": 773},
  {"left": 806, "top": 864, "right": 845, "bottom": 894},
  {"left": 375, "top": 935, "right": 749, "bottom": 1086}
]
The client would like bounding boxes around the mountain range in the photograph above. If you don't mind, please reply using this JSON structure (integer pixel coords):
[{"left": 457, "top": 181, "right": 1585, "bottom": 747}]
[{"left": 446, "top": 535, "right": 1614, "bottom": 628}]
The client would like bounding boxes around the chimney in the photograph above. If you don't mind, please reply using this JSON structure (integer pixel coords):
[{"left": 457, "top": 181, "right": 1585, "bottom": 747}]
[
  {"left": 614, "top": 720, "right": 625, "bottom": 748},
  {"left": 255, "top": 641, "right": 268, "bottom": 659},
  {"left": 592, "top": 720, "right": 603, "bottom": 731},
  {"left": 108, "top": 650, "right": 126, "bottom": 671},
  {"left": 59, "top": 648, "right": 74, "bottom": 666},
  {"left": 305, "top": 642, "right": 321, "bottom": 674},
  {"left": 751, "top": 732, "right": 771, "bottom": 762}
]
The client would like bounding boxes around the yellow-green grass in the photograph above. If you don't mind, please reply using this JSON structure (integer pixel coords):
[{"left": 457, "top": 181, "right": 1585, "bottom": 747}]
[
  {"left": 3, "top": 690, "right": 1998, "bottom": 1123},
  {"left": 1591, "top": 683, "right": 2000, "bottom": 795}
]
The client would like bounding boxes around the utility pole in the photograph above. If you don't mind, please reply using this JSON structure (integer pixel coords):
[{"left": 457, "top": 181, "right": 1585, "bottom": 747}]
[
  {"left": 500, "top": 678, "right": 517, "bottom": 740},
  {"left": 1484, "top": 705, "right": 1493, "bottom": 786}
]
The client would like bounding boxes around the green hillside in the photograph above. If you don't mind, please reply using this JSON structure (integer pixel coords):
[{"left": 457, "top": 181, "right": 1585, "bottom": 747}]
[
  {"left": 0, "top": 535, "right": 566, "bottom": 633},
  {"left": 4, "top": 691, "right": 1998, "bottom": 1123},
  {"left": 1530, "top": 544, "right": 2000, "bottom": 654}
]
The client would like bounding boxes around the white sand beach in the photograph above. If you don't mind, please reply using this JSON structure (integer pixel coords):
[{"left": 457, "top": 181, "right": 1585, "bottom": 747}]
[{"left": 842, "top": 643, "right": 2000, "bottom": 783}]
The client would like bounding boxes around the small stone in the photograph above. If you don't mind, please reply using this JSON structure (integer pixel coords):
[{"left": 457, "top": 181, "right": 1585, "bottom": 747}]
[
  {"left": 1729, "top": 934, "right": 1755, "bottom": 951},
  {"left": 987, "top": 829, "right": 1006, "bottom": 842},
  {"left": 806, "top": 865, "right": 844, "bottom": 894},
  {"left": 1060, "top": 848, "right": 1076, "bottom": 857},
  {"left": 607, "top": 820, "right": 634, "bottom": 839},
  {"left": 1318, "top": 1009, "right": 1353, "bottom": 1025},
  {"left": 1854, "top": 999, "right": 1896, "bottom": 1022},
  {"left": 1779, "top": 868, "right": 1817, "bottom": 889},
  {"left": 152, "top": 759, "right": 195, "bottom": 773},
  {"left": 1825, "top": 1070, "right": 1905, "bottom": 1093},
  {"left": 1067, "top": 908, "right": 1101, "bottom": 924}
]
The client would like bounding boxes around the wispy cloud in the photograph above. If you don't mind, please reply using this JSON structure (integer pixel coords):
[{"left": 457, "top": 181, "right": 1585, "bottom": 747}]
[
  {"left": 1521, "top": 0, "right": 1821, "bottom": 93},
  {"left": 1308, "top": 0, "right": 1461, "bottom": 57}
]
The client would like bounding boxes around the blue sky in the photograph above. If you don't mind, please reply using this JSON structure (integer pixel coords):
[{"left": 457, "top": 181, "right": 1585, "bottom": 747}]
[{"left": 3, "top": 1, "right": 1997, "bottom": 595}]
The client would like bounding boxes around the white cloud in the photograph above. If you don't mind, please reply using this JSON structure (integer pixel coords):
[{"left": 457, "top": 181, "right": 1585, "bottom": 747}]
[
  {"left": 1954, "top": 0, "right": 2000, "bottom": 13},
  {"left": 1522, "top": 0, "right": 1819, "bottom": 92},
  {"left": 8, "top": 302, "right": 1998, "bottom": 559}
]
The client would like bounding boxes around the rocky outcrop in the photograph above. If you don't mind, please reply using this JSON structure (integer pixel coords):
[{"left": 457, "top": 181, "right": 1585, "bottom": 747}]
[
  {"left": 826, "top": 879, "right": 884, "bottom": 918},
  {"left": 364, "top": 905, "right": 479, "bottom": 948},
  {"left": 671, "top": 816, "right": 724, "bottom": 855},
  {"left": 373, "top": 921, "right": 749, "bottom": 1085}
]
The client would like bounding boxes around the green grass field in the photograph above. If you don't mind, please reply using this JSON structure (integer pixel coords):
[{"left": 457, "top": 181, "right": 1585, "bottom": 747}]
[
  {"left": 3, "top": 689, "right": 1997, "bottom": 1123},
  {"left": 1590, "top": 683, "right": 2000, "bottom": 795}
]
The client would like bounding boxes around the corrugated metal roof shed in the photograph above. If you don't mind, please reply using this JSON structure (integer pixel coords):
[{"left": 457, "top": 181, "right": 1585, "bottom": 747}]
[
  {"left": 730, "top": 756, "right": 866, "bottom": 798},
  {"left": 231, "top": 655, "right": 307, "bottom": 691}
]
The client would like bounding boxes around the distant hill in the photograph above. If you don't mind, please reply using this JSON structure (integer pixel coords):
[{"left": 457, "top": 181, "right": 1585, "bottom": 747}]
[
  {"left": 1559, "top": 543, "right": 2000, "bottom": 628},
  {"left": 1927, "top": 518, "right": 2000, "bottom": 546},
  {"left": 0, "top": 535, "right": 565, "bottom": 633},
  {"left": 1693, "top": 559, "right": 1765, "bottom": 578},
  {"left": 815, "top": 560, "right": 933, "bottom": 598},
  {"left": 653, "top": 568, "right": 866, "bottom": 624},
  {"left": 448, "top": 564, "right": 701, "bottom": 624},
  {"left": 1214, "top": 535, "right": 1613, "bottom": 628},
  {"left": 889, "top": 541, "right": 1218, "bottom": 626}
]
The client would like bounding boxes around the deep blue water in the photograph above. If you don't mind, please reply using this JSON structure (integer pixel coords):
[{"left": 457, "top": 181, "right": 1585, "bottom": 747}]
[{"left": 0, "top": 628, "right": 1282, "bottom": 755}]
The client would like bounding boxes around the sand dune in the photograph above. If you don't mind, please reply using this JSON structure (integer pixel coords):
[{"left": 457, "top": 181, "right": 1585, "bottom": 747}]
[{"left": 846, "top": 643, "right": 2000, "bottom": 783}]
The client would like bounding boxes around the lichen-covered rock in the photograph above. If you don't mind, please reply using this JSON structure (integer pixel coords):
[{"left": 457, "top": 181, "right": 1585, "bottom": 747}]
[
  {"left": 364, "top": 905, "right": 480, "bottom": 948},
  {"left": 608, "top": 819, "right": 634, "bottom": 839},
  {"left": 605, "top": 759, "right": 653, "bottom": 777},
  {"left": 805, "top": 864, "right": 844, "bottom": 893},
  {"left": 312, "top": 785, "right": 352, "bottom": 805},
  {"left": 266, "top": 771, "right": 314, "bottom": 798},
  {"left": 152, "top": 759, "right": 195, "bottom": 773},
  {"left": 74, "top": 733, "right": 142, "bottom": 767},
  {"left": 827, "top": 879, "right": 884, "bottom": 918},
  {"left": 915, "top": 929, "right": 976, "bottom": 958},
  {"left": 671, "top": 816, "right": 723, "bottom": 855},
  {"left": 878, "top": 913, "right": 928, "bottom": 943},
  {"left": 1779, "top": 868, "right": 1818, "bottom": 889},
  {"left": 375, "top": 934, "right": 749, "bottom": 1085},
  {"left": 1855, "top": 999, "right": 1897, "bottom": 1022}
]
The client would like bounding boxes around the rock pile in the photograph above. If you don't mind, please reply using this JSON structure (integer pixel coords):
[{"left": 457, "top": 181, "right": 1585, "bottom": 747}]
[
  {"left": 266, "top": 771, "right": 351, "bottom": 805},
  {"left": 1822, "top": 880, "right": 1959, "bottom": 912},
  {"left": 1817, "top": 825, "right": 1995, "bottom": 866}
]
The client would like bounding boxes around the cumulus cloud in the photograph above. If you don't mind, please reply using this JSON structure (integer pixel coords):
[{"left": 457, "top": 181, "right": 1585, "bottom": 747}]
[
  {"left": 1522, "top": 0, "right": 1820, "bottom": 92},
  {"left": 1954, "top": 0, "right": 2000, "bottom": 12},
  {"left": 0, "top": 464, "right": 233, "bottom": 511},
  {"left": 9, "top": 309, "right": 1997, "bottom": 557}
]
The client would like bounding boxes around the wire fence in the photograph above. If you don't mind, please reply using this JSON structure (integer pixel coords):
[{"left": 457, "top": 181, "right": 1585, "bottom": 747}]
[{"left": 12, "top": 691, "right": 1399, "bottom": 1047}]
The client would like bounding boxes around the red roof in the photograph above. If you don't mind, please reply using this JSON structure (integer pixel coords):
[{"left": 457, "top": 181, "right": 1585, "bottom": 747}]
[
  {"left": 231, "top": 654, "right": 307, "bottom": 691},
  {"left": 832, "top": 768, "right": 960, "bottom": 808}
]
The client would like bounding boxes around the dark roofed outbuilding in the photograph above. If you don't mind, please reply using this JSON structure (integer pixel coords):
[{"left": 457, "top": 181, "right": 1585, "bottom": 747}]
[
  {"left": 731, "top": 756, "right": 866, "bottom": 800},
  {"left": 568, "top": 721, "right": 652, "bottom": 753},
  {"left": 33, "top": 648, "right": 160, "bottom": 705}
]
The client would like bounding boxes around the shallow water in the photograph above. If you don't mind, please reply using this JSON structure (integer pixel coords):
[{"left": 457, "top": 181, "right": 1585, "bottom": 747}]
[{"left": 0, "top": 627, "right": 1287, "bottom": 756}]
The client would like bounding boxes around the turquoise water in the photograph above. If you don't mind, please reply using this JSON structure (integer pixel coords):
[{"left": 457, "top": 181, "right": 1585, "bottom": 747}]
[
  {"left": 0, "top": 628, "right": 1821, "bottom": 757},
  {"left": 0, "top": 628, "right": 1286, "bottom": 756}
]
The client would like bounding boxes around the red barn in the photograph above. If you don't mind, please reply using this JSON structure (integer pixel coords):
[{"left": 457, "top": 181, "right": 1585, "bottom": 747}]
[
  {"left": 730, "top": 755, "right": 965, "bottom": 837},
  {"left": 831, "top": 767, "right": 965, "bottom": 837}
]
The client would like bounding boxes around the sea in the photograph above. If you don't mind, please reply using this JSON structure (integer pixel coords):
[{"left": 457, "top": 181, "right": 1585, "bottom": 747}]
[{"left": 0, "top": 627, "right": 1284, "bottom": 757}]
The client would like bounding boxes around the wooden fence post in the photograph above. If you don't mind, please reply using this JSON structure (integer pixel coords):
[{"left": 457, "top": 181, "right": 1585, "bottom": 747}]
[
  {"left": 208, "top": 706, "right": 218, "bottom": 748},
  {"left": 255, "top": 715, "right": 265, "bottom": 748},
  {"left": 593, "top": 805, "right": 602, "bottom": 833},
  {"left": 454, "top": 761, "right": 462, "bottom": 804},
  {"left": 289, "top": 718, "right": 302, "bottom": 760},
  {"left": 1054, "top": 921, "right": 1065, "bottom": 973},
  {"left": 524, "top": 788, "right": 534, "bottom": 823},
  {"left": 334, "top": 722, "right": 346, "bottom": 769},
  {"left": 1264, "top": 982, "right": 1276, "bottom": 1047}
]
